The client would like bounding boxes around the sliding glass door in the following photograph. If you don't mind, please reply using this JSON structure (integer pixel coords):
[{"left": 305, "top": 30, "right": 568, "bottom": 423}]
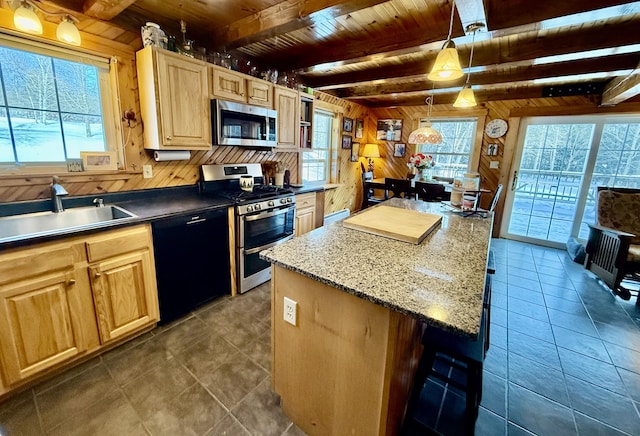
[{"left": 501, "top": 115, "right": 640, "bottom": 248}]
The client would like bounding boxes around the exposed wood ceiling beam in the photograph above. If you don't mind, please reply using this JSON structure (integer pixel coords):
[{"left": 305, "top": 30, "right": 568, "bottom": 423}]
[
  {"left": 301, "top": 19, "right": 640, "bottom": 88},
  {"left": 221, "top": 0, "right": 391, "bottom": 51},
  {"left": 82, "top": 0, "right": 137, "bottom": 20},
  {"left": 253, "top": 0, "right": 638, "bottom": 70},
  {"left": 601, "top": 61, "right": 640, "bottom": 105},
  {"left": 335, "top": 53, "right": 639, "bottom": 98}
]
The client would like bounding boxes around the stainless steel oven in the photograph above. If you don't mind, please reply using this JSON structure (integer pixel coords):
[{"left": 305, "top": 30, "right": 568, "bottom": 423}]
[
  {"left": 237, "top": 197, "right": 295, "bottom": 292},
  {"left": 200, "top": 163, "right": 296, "bottom": 293}
]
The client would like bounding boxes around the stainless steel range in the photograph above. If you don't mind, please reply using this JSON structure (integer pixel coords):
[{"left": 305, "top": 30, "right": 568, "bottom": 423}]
[{"left": 201, "top": 164, "right": 295, "bottom": 293}]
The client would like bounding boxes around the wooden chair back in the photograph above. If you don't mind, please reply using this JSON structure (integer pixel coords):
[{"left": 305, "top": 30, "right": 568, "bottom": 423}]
[
  {"left": 386, "top": 178, "right": 412, "bottom": 199},
  {"left": 414, "top": 181, "right": 445, "bottom": 202}
]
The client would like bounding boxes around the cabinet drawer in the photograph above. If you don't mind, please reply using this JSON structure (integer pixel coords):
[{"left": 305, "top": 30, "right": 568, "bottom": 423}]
[
  {"left": 0, "top": 246, "right": 75, "bottom": 285},
  {"left": 296, "top": 193, "right": 316, "bottom": 209},
  {"left": 85, "top": 225, "right": 150, "bottom": 263}
]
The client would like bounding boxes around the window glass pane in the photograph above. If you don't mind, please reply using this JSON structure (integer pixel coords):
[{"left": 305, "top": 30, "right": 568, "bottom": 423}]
[
  {"left": 53, "top": 59, "right": 102, "bottom": 115},
  {"left": 11, "top": 108, "right": 65, "bottom": 162},
  {"left": 418, "top": 119, "right": 476, "bottom": 178},
  {"left": 302, "top": 111, "right": 333, "bottom": 183},
  {"left": 0, "top": 108, "right": 14, "bottom": 162},
  {"left": 0, "top": 41, "right": 108, "bottom": 166}
]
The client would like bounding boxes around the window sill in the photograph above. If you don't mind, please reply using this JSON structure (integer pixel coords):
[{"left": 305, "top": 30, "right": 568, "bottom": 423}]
[{"left": 0, "top": 170, "right": 139, "bottom": 182}]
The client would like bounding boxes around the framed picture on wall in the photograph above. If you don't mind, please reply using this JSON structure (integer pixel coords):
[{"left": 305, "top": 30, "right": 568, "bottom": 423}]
[
  {"left": 80, "top": 151, "right": 117, "bottom": 171},
  {"left": 343, "top": 117, "right": 354, "bottom": 132},
  {"left": 355, "top": 119, "right": 364, "bottom": 139},
  {"left": 351, "top": 142, "right": 360, "bottom": 162},
  {"left": 393, "top": 143, "right": 406, "bottom": 157},
  {"left": 342, "top": 134, "right": 352, "bottom": 149},
  {"left": 376, "top": 119, "right": 403, "bottom": 141}
]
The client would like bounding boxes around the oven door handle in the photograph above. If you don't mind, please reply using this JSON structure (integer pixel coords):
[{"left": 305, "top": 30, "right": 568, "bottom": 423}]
[
  {"left": 243, "top": 234, "right": 295, "bottom": 255},
  {"left": 244, "top": 206, "right": 294, "bottom": 222}
]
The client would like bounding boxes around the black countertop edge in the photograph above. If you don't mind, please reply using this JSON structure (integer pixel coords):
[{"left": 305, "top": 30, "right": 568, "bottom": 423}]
[{"left": 0, "top": 185, "right": 234, "bottom": 251}]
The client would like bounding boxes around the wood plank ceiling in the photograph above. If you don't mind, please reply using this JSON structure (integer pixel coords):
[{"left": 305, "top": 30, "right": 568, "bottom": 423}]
[{"left": 41, "top": 0, "right": 640, "bottom": 108}]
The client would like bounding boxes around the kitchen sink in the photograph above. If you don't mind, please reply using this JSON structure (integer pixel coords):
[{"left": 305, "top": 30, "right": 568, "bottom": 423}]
[{"left": 0, "top": 205, "right": 137, "bottom": 243}]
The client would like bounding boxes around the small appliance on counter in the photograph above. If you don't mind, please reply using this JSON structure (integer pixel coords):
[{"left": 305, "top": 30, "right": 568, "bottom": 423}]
[{"left": 200, "top": 164, "right": 296, "bottom": 293}]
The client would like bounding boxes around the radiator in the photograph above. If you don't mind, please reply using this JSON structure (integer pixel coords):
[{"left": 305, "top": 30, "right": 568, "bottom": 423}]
[{"left": 323, "top": 208, "right": 350, "bottom": 225}]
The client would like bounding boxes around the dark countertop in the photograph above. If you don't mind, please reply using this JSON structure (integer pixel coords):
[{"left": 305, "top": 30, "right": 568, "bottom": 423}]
[{"left": 0, "top": 185, "right": 233, "bottom": 251}]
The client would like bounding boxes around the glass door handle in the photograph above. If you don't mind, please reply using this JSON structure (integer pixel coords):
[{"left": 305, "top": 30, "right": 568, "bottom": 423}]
[{"left": 511, "top": 170, "right": 518, "bottom": 191}]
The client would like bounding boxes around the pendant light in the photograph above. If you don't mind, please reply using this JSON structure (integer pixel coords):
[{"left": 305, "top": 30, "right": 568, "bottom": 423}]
[
  {"left": 13, "top": 1, "right": 42, "bottom": 35},
  {"left": 408, "top": 95, "right": 443, "bottom": 145},
  {"left": 428, "top": 0, "right": 464, "bottom": 82},
  {"left": 454, "top": 23, "right": 484, "bottom": 108}
]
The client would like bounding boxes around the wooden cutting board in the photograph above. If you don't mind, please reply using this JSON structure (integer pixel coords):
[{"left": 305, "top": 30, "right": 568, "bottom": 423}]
[{"left": 343, "top": 205, "right": 442, "bottom": 244}]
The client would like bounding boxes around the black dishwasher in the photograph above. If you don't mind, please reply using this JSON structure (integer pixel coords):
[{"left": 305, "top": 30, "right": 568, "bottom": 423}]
[{"left": 151, "top": 208, "right": 230, "bottom": 324}]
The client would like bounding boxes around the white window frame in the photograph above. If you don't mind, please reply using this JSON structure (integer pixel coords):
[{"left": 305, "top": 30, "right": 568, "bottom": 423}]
[
  {"left": 413, "top": 110, "right": 486, "bottom": 177},
  {"left": 0, "top": 33, "right": 123, "bottom": 174},
  {"left": 301, "top": 107, "right": 337, "bottom": 184}
]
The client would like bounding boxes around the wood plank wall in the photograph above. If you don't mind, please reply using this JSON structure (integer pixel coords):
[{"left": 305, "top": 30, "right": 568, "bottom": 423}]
[{"left": 1, "top": 7, "right": 637, "bottom": 236}]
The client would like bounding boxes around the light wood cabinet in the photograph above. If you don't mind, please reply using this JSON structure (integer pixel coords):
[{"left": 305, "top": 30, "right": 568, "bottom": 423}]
[
  {"left": 295, "top": 193, "right": 317, "bottom": 236},
  {"left": 137, "top": 46, "right": 211, "bottom": 150},
  {"left": 274, "top": 85, "right": 299, "bottom": 150},
  {"left": 211, "top": 66, "right": 273, "bottom": 107},
  {"left": 0, "top": 224, "right": 158, "bottom": 394},
  {"left": 86, "top": 226, "right": 159, "bottom": 344},
  {"left": 0, "top": 243, "right": 96, "bottom": 386}
]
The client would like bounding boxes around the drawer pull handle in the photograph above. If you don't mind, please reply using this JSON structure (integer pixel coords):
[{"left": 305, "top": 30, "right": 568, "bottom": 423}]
[{"left": 68, "top": 279, "right": 76, "bottom": 285}]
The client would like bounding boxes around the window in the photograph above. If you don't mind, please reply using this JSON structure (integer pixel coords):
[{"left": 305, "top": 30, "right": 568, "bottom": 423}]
[
  {"left": 417, "top": 118, "right": 477, "bottom": 178},
  {"left": 301, "top": 109, "right": 333, "bottom": 183},
  {"left": 0, "top": 35, "right": 117, "bottom": 169}
]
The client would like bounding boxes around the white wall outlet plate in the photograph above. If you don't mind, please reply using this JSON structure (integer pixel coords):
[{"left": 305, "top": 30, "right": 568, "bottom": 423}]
[
  {"left": 284, "top": 297, "right": 297, "bottom": 326},
  {"left": 143, "top": 165, "right": 153, "bottom": 178},
  {"left": 490, "top": 161, "right": 499, "bottom": 169}
]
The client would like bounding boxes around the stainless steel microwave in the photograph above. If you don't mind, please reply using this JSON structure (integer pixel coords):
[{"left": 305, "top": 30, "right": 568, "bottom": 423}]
[{"left": 211, "top": 99, "right": 277, "bottom": 148}]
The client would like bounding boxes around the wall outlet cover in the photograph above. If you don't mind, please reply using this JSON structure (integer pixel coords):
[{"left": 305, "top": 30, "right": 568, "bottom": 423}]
[
  {"left": 284, "top": 297, "right": 297, "bottom": 326},
  {"left": 143, "top": 165, "right": 153, "bottom": 178}
]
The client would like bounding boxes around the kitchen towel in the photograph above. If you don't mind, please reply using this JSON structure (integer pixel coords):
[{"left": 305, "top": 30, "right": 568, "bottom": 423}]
[{"left": 153, "top": 150, "right": 191, "bottom": 161}]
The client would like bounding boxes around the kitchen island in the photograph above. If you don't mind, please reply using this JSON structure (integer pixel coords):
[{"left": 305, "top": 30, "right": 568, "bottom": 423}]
[{"left": 261, "top": 198, "right": 493, "bottom": 436}]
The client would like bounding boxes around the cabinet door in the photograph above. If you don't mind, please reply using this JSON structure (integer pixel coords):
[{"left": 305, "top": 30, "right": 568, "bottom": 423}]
[
  {"left": 89, "top": 250, "right": 159, "bottom": 344},
  {"left": 248, "top": 79, "right": 273, "bottom": 107},
  {"left": 156, "top": 52, "right": 211, "bottom": 148},
  {"left": 212, "top": 68, "right": 246, "bottom": 102},
  {"left": 0, "top": 271, "right": 87, "bottom": 385},
  {"left": 296, "top": 207, "right": 316, "bottom": 236},
  {"left": 275, "top": 86, "right": 299, "bottom": 149}
]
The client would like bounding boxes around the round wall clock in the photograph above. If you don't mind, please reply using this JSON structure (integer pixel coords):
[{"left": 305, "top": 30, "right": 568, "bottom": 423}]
[{"left": 485, "top": 119, "right": 508, "bottom": 138}]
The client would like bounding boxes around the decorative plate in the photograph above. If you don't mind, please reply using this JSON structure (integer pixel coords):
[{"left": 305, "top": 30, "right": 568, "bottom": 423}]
[{"left": 485, "top": 119, "right": 508, "bottom": 138}]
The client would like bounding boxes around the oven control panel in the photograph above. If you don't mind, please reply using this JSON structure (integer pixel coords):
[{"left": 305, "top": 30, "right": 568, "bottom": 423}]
[{"left": 237, "top": 195, "right": 296, "bottom": 215}]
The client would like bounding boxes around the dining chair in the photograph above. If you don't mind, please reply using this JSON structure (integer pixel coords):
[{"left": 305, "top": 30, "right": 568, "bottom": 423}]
[
  {"left": 361, "top": 172, "right": 386, "bottom": 208},
  {"left": 385, "top": 178, "right": 412, "bottom": 199},
  {"left": 414, "top": 181, "right": 446, "bottom": 202}
]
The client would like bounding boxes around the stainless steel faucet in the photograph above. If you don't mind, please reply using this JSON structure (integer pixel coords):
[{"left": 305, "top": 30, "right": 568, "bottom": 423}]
[{"left": 50, "top": 176, "right": 68, "bottom": 213}]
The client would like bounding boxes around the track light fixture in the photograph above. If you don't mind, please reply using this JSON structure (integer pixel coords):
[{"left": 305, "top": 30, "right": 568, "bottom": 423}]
[{"left": 12, "top": 0, "right": 82, "bottom": 46}]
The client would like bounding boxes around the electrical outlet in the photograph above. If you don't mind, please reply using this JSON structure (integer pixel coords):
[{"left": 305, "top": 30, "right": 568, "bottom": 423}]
[
  {"left": 143, "top": 165, "right": 153, "bottom": 178},
  {"left": 284, "top": 297, "right": 297, "bottom": 326},
  {"left": 490, "top": 161, "right": 499, "bottom": 169}
]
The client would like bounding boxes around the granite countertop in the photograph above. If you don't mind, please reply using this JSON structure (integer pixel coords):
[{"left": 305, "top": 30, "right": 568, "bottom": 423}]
[{"left": 261, "top": 198, "right": 493, "bottom": 338}]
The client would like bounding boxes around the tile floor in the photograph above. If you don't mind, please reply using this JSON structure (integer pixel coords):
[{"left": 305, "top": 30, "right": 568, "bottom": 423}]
[{"left": 1, "top": 238, "right": 640, "bottom": 435}]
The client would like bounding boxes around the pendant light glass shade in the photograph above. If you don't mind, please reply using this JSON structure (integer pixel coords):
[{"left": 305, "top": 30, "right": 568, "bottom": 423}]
[
  {"left": 408, "top": 123, "right": 443, "bottom": 145},
  {"left": 14, "top": 3, "right": 42, "bottom": 35},
  {"left": 428, "top": 41, "right": 464, "bottom": 81},
  {"left": 408, "top": 95, "right": 442, "bottom": 145},
  {"left": 453, "top": 84, "right": 476, "bottom": 108},
  {"left": 57, "top": 17, "right": 81, "bottom": 46}
]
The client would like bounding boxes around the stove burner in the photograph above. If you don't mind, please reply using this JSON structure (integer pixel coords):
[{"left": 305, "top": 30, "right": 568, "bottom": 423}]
[{"left": 217, "top": 185, "right": 294, "bottom": 202}]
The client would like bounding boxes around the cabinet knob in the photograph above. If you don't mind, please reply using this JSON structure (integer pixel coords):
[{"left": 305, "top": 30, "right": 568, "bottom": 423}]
[
  {"left": 94, "top": 272, "right": 102, "bottom": 278},
  {"left": 67, "top": 279, "right": 76, "bottom": 285},
  {"left": 166, "top": 136, "right": 172, "bottom": 140}
]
